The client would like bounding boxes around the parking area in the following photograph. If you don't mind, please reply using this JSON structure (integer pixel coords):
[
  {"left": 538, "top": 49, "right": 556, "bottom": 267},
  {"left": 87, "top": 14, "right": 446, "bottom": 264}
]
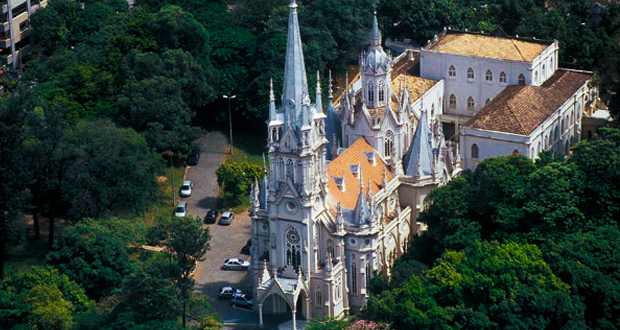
[{"left": 180, "top": 131, "right": 258, "bottom": 327}]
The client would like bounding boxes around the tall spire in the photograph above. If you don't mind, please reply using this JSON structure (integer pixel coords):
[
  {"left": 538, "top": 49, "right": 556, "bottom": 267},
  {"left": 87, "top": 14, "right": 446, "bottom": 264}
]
[
  {"left": 328, "top": 70, "right": 333, "bottom": 99},
  {"left": 403, "top": 109, "right": 435, "bottom": 177},
  {"left": 370, "top": 11, "right": 381, "bottom": 48},
  {"left": 282, "top": 0, "right": 309, "bottom": 127}
]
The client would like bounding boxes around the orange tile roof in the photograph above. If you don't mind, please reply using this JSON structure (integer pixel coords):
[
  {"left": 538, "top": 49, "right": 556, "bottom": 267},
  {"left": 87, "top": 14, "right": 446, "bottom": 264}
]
[
  {"left": 428, "top": 32, "right": 551, "bottom": 62},
  {"left": 390, "top": 73, "right": 438, "bottom": 112},
  {"left": 464, "top": 69, "right": 592, "bottom": 135},
  {"left": 326, "top": 138, "right": 393, "bottom": 212}
]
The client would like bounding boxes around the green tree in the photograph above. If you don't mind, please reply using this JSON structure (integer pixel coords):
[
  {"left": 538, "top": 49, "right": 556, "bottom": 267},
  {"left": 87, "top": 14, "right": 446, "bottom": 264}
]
[
  {"left": 0, "top": 266, "right": 93, "bottom": 329},
  {"left": 47, "top": 218, "right": 143, "bottom": 299},
  {"left": 161, "top": 216, "right": 210, "bottom": 328},
  {"left": 216, "top": 161, "right": 264, "bottom": 206},
  {"left": 121, "top": 265, "right": 180, "bottom": 324}
]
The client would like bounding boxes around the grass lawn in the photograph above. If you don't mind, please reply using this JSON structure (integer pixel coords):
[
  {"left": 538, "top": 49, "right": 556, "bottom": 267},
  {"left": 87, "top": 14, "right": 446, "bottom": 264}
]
[{"left": 144, "top": 160, "right": 187, "bottom": 227}]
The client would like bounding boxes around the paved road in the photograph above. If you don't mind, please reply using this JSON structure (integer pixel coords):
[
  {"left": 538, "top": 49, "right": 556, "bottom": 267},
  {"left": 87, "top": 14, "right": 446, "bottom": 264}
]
[{"left": 182, "top": 131, "right": 259, "bottom": 328}]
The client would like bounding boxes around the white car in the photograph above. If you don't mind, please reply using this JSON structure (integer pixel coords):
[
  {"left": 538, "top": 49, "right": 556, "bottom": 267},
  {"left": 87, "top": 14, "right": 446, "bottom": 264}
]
[
  {"left": 174, "top": 201, "right": 188, "bottom": 217},
  {"left": 180, "top": 180, "right": 194, "bottom": 197},
  {"left": 222, "top": 257, "right": 250, "bottom": 270},
  {"left": 219, "top": 211, "right": 234, "bottom": 225}
]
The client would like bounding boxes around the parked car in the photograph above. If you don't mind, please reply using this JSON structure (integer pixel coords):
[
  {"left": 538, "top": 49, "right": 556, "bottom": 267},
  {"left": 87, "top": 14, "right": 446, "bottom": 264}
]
[
  {"left": 218, "top": 286, "right": 242, "bottom": 300},
  {"left": 187, "top": 149, "right": 200, "bottom": 166},
  {"left": 204, "top": 209, "right": 219, "bottom": 224},
  {"left": 241, "top": 238, "right": 251, "bottom": 255},
  {"left": 174, "top": 201, "right": 188, "bottom": 217},
  {"left": 231, "top": 294, "right": 253, "bottom": 309},
  {"left": 180, "top": 180, "right": 194, "bottom": 197},
  {"left": 219, "top": 211, "right": 234, "bottom": 225},
  {"left": 222, "top": 257, "right": 250, "bottom": 270}
]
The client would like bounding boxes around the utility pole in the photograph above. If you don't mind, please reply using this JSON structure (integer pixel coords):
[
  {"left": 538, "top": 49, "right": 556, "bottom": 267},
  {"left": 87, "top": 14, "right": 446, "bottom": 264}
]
[
  {"left": 223, "top": 95, "right": 236, "bottom": 154},
  {"left": 170, "top": 152, "right": 175, "bottom": 206}
]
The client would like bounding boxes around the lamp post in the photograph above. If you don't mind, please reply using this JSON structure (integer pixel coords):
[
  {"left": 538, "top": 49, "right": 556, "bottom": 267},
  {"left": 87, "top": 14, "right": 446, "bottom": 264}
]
[{"left": 223, "top": 95, "right": 236, "bottom": 154}]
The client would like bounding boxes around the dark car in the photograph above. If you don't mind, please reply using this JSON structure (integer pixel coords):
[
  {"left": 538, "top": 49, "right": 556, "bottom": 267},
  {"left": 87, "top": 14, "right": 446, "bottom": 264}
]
[
  {"left": 241, "top": 238, "right": 251, "bottom": 255},
  {"left": 187, "top": 149, "right": 201, "bottom": 166},
  {"left": 204, "top": 210, "right": 219, "bottom": 224}
]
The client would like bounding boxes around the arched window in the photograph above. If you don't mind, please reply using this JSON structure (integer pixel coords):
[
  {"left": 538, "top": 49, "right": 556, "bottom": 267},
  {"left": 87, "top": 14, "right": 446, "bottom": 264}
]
[
  {"left": 531, "top": 147, "right": 534, "bottom": 157},
  {"left": 296, "top": 161, "right": 303, "bottom": 184},
  {"left": 431, "top": 103, "right": 435, "bottom": 117},
  {"left": 565, "top": 140, "right": 570, "bottom": 154},
  {"left": 327, "top": 239, "right": 334, "bottom": 262},
  {"left": 518, "top": 74, "right": 525, "bottom": 84},
  {"left": 535, "top": 71, "right": 538, "bottom": 84},
  {"left": 351, "top": 259, "right": 357, "bottom": 294},
  {"left": 467, "top": 67, "right": 474, "bottom": 79},
  {"left": 555, "top": 127, "right": 559, "bottom": 141},
  {"left": 384, "top": 130, "right": 394, "bottom": 158},
  {"left": 449, "top": 94, "right": 456, "bottom": 110},
  {"left": 286, "top": 159, "right": 294, "bottom": 180},
  {"left": 278, "top": 158, "right": 285, "bottom": 181},
  {"left": 561, "top": 119, "right": 565, "bottom": 132},
  {"left": 545, "top": 135, "right": 548, "bottom": 149},
  {"left": 499, "top": 71, "right": 507, "bottom": 83},
  {"left": 315, "top": 290, "right": 322, "bottom": 305},
  {"left": 537, "top": 142, "right": 541, "bottom": 156},
  {"left": 486, "top": 69, "right": 493, "bottom": 81},
  {"left": 467, "top": 96, "right": 475, "bottom": 111},
  {"left": 285, "top": 226, "right": 301, "bottom": 270},
  {"left": 378, "top": 80, "right": 386, "bottom": 104},
  {"left": 365, "top": 261, "right": 371, "bottom": 288},
  {"left": 550, "top": 58, "right": 554, "bottom": 70},
  {"left": 471, "top": 144, "right": 479, "bottom": 159},
  {"left": 448, "top": 65, "right": 456, "bottom": 78},
  {"left": 542, "top": 64, "right": 546, "bottom": 79},
  {"left": 368, "top": 82, "right": 374, "bottom": 105},
  {"left": 570, "top": 111, "right": 573, "bottom": 124}
]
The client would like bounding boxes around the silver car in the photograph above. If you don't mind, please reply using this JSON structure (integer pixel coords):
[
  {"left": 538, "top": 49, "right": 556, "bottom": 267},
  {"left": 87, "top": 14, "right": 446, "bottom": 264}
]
[
  {"left": 180, "top": 180, "right": 194, "bottom": 197},
  {"left": 222, "top": 257, "right": 250, "bottom": 270},
  {"left": 231, "top": 293, "right": 253, "bottom": 309},
  {"left": 174, "top": 201, "right": 188, "bottom": 217},
  {"left": 218, "top": 286, "right": 242, "bottom": 299},
  {"left": 219, "top": 211, "right": 234, "bottom": 225}
]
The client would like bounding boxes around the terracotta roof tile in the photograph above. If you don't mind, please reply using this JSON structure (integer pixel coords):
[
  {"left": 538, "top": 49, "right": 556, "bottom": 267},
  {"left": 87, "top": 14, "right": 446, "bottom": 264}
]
[
  {"left": 390, "top": 73, "right": 438, "bottom": 112},
  {"left": 326, "top": 138, "right": 393, "bottom": 212},
  {"left": 464, "top": 69, "right": 592, "bottom": 135},
  {"left": 429, "top": 32, "right": 551, "bottom": 62}
]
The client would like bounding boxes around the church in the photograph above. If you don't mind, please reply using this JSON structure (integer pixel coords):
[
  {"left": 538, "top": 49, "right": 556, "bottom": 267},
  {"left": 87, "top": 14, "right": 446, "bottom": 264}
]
[{"left": 247, "top": 0, "right": 594, "bottom": 327}]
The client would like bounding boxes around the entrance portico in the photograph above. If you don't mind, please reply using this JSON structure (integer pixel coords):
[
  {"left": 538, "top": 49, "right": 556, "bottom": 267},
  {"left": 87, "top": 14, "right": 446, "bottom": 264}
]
[{"left": 257, "top": 264, "right": 310, "bottom": 330}]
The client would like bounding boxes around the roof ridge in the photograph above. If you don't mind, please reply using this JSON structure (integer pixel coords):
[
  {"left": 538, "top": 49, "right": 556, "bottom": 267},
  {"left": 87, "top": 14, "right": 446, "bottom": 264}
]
[{"left": 510, "top": 39, "right": 526, "bottom": 61}]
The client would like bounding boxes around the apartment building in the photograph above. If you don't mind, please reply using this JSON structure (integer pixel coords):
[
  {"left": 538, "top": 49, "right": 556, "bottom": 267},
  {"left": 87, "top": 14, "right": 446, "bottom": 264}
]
[{"left": 1, "top": 0, "right": 48, "bottom": 70}]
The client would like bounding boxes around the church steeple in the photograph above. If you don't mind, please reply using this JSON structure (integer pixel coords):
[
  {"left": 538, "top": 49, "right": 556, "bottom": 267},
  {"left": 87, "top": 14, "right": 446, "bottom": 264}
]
[
  {"left": 282, "top": 0, "right": 309, "bottom": 129},
  {"left": 370, "top": 11, "right": 381, "bottom": 48}
]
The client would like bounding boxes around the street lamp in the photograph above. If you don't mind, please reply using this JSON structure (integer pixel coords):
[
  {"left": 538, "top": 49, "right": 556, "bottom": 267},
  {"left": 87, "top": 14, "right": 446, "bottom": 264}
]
[{"left": 223, "top": 94, "right": 236, "bottom": 155}]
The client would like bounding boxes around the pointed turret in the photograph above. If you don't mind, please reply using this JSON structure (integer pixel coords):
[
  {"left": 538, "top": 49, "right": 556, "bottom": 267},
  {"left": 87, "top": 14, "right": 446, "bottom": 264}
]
[
  {"left": 352, "top": 160, "right": 371, "bottom": 226},
  {"left": 403, "top": 110, "right": 435, "bottom": 177},
  {"left": 282, "top": 0, "right": 309, "bottom": 129},
  {"left": 370, "top": 11, "right": 381, "bottom": 48},
  {"left": 268, "top": 78, "right": 279, "bottom": 124},
  {"left": 315, "top": 71, "right": 322, "bottom": 112},
  {"left": 325, "top": 71, "right": 342, "bottom": 160}
]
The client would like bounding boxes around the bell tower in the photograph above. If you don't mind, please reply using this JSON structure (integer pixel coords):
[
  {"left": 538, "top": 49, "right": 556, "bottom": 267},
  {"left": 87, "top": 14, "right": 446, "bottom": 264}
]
[
  {"left": 360, "top": 12, "right": 392, "bottom": 108},
  {"left": 265, "top": 0, "right": 328, "bottom": 275}
]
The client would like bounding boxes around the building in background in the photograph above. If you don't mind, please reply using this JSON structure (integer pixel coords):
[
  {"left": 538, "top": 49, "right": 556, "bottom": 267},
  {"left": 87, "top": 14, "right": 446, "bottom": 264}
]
[{"left": 1, "top": 0, "right": 48, "bottom": 71}]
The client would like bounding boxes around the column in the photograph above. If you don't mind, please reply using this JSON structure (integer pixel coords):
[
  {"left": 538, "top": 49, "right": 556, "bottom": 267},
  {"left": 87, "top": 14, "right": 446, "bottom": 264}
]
[
  {"left": 258, "top": 303, "right": 263, "bottom": 328},
  {"left": 292, "top": 309, "right": 297, "bottom": 330}
]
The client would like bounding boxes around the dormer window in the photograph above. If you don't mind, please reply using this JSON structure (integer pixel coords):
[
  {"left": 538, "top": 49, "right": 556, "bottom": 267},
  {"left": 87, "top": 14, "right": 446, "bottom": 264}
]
[
  {"left": 364, "top": 151, "right": 376, "bottom": 165},
  {"left": 349, "top": 164, "right": 359, "bottom": 177}
]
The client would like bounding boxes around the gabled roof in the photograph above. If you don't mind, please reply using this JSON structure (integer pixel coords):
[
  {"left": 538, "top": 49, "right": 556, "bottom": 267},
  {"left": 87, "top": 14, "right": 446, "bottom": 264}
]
[
  {"left": 464, "top": 69, "right": 592, "bottom": 135},
  {"left": 326, "top": 138, "right": 393, "bottom": 212},
  {"left": 390, "top": 73, "right": 438, "bottom": 114},
  {"left": 427, "top": 30, "right": 552, "bottom": 62}
]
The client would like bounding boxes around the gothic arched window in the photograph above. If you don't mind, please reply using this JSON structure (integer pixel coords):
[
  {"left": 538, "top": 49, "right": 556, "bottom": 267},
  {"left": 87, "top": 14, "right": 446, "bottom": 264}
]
[
  {"left": 278, "top": 158, "right": 285, "bottom": 181},
  {"left": 486, "top": 70, "right": 493, "bottom": 82},
  {"left": 351, "top": 259, "right": 357, "bottom": 294},
  {"left": 384, "top": 130, "right": 394, "bottom": 158},
  {"left": 542, "top": 64, "right": 546, "bottom": 79},
  {"left": 535, "top": 70, "right": 538, "bottom": 84},
  {"left": 315, "top": 290, "right": 322, "bottom": 305},
  {"left": 471, "top": 144, "right": 479, "bottom": 159},
  {"left": 500, "top": 71, "right": 507, "bottom": 83},
  {"left": 285, "top": 226, "right": 301, "bottom": 270},
  {"left": 467, "top": 67, "right": 474, "bottom": 79},
  {"left": 550, "top": 58, "right": 554, "bottom": 70},
  {"left": 365, "top": 260, "right": 371, "bottom": 287},
  {"left": 448, "top": 65, "right": 456, "bottom": 78},
  {"left": 327, "top": 239, "right": 334, "bottom": 263},
  {"left": 467, "top": 96, "right": 475, "bottom": 111},
  {"left": 449, "top": 94, "right": 456, "bottom": 110},
  {"left": 286, "top": 159, "right": 294, "bottom": 180},
  {"left": 296, "top": 161, "right": 303, "bottom": 184},
  {"left": 368, "top": 82, "right": 375, "bottom": 105},
  {"left": 518, "top": 74, "right": 525, "bottom": 84},
  {"left": 378, "top": 80, "right": 385, "bottom": 104}
]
